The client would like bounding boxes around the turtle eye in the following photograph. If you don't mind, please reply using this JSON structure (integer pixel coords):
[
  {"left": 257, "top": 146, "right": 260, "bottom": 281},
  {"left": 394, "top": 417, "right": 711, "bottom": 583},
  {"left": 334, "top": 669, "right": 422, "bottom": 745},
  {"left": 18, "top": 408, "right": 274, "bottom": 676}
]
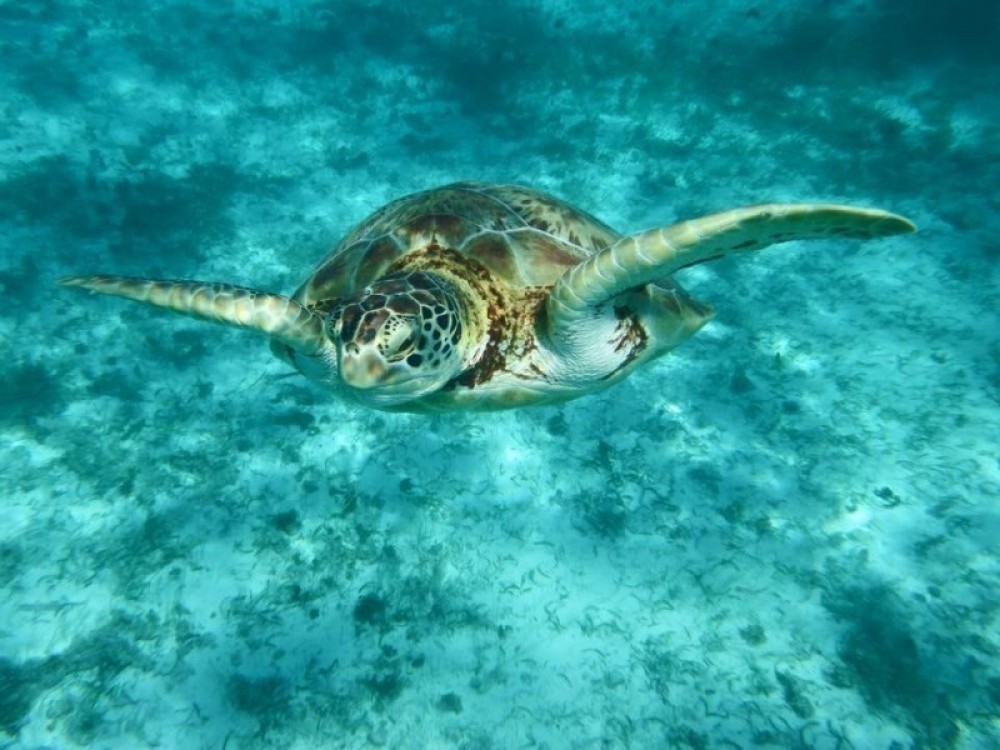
[{"left": 380, "top": 317, "right": 418, "bottom": 361}]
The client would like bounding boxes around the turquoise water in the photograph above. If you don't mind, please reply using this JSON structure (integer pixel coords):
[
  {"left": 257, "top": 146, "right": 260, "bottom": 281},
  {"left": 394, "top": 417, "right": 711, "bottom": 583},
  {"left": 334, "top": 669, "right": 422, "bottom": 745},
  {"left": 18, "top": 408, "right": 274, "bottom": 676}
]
[{"left": 2, "top": 1, "right": 998, "bottom": 748}]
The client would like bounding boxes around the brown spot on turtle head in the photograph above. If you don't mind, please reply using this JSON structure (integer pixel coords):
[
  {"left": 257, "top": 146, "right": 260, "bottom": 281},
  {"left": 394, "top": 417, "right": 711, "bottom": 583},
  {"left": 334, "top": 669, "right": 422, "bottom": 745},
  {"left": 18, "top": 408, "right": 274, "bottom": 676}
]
[
  {"left": 360, "top": 294, "right": 387, "bottom": 312},
  {"left": 378, "top": 277, "right": 410, "bottom": 295},
  {"left": 338, "top": 304, "right": 363, "bottom": 342},
  {"left": 387, "top": 295, "right": 421, "bottom": 316},
  {"left": 357, "top": 308, "right": 391, "bottom": 344}
]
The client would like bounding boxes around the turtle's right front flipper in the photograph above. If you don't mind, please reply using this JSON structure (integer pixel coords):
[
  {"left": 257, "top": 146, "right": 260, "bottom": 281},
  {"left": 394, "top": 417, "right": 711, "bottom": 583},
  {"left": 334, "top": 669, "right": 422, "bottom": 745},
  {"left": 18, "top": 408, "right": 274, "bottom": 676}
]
[{"left": 58, "top": 275, "right": 327, "bottom": 355}]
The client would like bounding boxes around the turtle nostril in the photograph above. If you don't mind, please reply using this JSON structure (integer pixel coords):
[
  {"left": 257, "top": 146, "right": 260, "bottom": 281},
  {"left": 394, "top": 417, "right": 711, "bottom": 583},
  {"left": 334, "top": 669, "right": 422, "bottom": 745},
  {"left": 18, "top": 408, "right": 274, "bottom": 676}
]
[{"left": 345, "top": 342, "right": 360, "bottom": 356}]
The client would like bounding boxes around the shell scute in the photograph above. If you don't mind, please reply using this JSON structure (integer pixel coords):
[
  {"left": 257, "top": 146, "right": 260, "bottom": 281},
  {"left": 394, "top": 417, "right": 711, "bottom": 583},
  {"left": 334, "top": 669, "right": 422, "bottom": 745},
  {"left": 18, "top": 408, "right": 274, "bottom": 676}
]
[
  {"left": 463, "top": 235, "right": 517, "bottom": 283},
  {"left": 294, "top": 182, "right": 622, "bottom": 306}
]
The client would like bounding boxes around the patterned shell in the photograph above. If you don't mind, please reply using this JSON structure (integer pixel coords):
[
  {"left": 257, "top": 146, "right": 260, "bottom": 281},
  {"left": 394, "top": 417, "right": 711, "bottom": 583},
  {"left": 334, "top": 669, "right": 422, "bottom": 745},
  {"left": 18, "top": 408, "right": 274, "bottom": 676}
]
[{"left": 292, "top": 182, "right": 622, "bottom": 306}]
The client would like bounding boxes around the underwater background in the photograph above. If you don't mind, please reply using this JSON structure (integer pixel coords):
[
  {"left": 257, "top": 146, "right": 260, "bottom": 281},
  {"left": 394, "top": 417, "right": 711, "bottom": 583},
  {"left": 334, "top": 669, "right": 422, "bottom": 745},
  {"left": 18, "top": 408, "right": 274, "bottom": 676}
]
[{"left": 2, "top": 1, "right": 998, "bottom": 748}]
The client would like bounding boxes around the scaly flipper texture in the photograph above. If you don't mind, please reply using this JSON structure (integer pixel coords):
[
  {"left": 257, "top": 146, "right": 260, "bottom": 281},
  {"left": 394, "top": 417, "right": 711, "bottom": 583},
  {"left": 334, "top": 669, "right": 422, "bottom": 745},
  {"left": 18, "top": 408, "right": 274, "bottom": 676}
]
[
  {"left": 547, "top": 203, "right": 916, "bottom": 327},
  {"left": 57, "top": 275, "right": 328, "bottom": 354}
]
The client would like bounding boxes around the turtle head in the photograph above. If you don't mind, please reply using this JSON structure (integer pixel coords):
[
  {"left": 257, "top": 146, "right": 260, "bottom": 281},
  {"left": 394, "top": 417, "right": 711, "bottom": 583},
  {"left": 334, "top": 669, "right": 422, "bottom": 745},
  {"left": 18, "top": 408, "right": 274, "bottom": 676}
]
[{"left": 328, "top": 272, "right": 465, "bottom": 407}]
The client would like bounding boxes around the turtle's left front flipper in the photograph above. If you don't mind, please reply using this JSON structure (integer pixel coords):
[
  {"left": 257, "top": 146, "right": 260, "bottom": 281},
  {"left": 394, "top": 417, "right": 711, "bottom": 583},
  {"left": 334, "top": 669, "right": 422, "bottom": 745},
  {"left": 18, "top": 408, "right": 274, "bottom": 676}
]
[
  {"left": 58, "top": 275, "right": 327, "bottom": 354},
  {"left": 546, "top": 203, "right": 915, "bottom": 339}
]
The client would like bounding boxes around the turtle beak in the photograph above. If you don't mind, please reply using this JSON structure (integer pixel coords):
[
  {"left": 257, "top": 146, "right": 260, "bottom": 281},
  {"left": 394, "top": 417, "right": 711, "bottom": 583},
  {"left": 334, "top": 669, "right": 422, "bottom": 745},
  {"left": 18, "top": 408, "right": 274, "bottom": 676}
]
[{"left": 339, "top": 343, "right": 387, "bottom": 390}]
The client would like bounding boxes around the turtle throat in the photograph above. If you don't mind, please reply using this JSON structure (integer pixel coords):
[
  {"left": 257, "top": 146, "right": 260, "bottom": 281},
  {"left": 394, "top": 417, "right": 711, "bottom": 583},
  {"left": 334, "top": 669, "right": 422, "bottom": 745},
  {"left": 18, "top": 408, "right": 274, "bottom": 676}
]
[{"left": 328, "top": 272, "right": 466, "bottom": 406}]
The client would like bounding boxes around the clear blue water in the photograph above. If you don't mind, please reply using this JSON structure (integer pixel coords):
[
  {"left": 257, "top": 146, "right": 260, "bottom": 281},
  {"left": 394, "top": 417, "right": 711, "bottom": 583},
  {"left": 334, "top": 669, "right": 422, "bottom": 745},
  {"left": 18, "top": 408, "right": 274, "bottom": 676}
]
[{"left": 1, "top": 2, "right": 998, "bottom": 748}]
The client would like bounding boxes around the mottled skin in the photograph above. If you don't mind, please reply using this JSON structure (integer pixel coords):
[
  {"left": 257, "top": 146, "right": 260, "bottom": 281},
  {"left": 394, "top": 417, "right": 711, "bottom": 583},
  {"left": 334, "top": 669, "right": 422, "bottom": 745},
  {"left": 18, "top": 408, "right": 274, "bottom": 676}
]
[{"left": 59, "top": 182, "right": 914, "bottom": 412}]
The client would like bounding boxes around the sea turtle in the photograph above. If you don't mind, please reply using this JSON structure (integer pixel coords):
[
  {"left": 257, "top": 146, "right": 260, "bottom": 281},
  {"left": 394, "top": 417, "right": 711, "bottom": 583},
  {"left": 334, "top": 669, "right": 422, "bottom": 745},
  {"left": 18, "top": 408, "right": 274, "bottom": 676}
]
[{"left": 59, "top": 182, "right": 913, "bottom": 412}]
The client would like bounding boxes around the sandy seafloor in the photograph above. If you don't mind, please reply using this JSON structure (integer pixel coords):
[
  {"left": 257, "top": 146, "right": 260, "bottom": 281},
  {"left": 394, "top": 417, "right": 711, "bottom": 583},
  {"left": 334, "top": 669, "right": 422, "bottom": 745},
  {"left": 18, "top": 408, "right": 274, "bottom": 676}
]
[{"left": 1, "top": 1, "right": 999, "bottom": 748}]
